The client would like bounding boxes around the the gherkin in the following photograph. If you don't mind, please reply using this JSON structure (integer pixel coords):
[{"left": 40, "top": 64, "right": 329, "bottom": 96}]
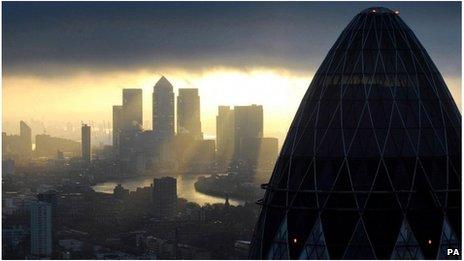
[{"left": 249, "top": 7, "right": 461, "bottom": 260}]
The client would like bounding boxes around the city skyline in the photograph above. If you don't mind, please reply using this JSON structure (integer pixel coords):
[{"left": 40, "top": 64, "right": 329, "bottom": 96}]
[
  {"left": 2, "top": 3, "right": 461, "bottom": 260},
  {"left": 2, "top": 2, "right": 461, "bottom": 145}
]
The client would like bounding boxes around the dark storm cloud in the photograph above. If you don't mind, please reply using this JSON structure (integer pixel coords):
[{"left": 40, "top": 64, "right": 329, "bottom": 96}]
[{"left": 2, "top": 1, "right": 461, "bottom": 77}]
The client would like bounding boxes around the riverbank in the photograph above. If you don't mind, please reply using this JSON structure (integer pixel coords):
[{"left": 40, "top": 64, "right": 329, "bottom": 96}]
[
  {"left": 194, "top": 174, "right": 262, "bottom": 203},
  {"left": 91, "top": 174, "right": 246, "bottom": 206}
]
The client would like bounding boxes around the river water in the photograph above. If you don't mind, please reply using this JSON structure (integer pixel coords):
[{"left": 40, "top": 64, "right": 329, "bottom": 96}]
[{"left": 92, "top": 174, "right": 245, "bottom": 206}]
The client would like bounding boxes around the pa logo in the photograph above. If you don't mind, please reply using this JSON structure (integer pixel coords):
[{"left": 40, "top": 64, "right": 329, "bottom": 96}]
[{"left": 447, "top": 248, "right": 460, "bottom": 256}]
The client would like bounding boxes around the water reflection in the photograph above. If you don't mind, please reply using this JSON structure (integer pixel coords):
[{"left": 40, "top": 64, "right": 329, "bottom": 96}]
[{"left": 92, "top": 174, "right": 245, "bottom": 206}]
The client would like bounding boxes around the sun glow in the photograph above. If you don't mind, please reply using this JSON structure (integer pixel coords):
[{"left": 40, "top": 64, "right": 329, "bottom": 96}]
[
  {"left": 3, "top": 67, "right": 312, "bottom": 143},
  {"left": 3, "top": 66, "right": 461, "bottom": 144},
  {"left": 3, "top": 66, "right": 461, "bottom": 143}
]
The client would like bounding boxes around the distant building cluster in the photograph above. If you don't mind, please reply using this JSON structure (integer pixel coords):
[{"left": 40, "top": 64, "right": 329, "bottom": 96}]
[
  {"left": 2, "top": 121, "right": 91, "bottom": 179},
  {"left": 2, "top": 121, "right": 87, "bottom": 163},
  {"left": 2, "top": 76, "right": 279, "bottom": 180},
  {"left": 3, "top": 121, "right": 33, "bottom": 162},
  {"left": 1, "top": 75, "right": 276, "bottom": 259},
  {"left": 111, "top": 76, "right": 279, "bottom": 176}
]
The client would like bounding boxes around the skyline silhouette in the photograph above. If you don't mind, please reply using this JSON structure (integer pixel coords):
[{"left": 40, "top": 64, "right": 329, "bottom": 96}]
[
  {"left": 2, "top": 3, "right": 462, "bottom": 260},
  {"left": 2, "top": 2, "right": 461, "bottom": 145}
]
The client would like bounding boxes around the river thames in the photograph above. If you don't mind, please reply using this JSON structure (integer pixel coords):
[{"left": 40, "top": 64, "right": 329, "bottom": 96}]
[{"left": 92, "top": 174, "right": 245, "bottom": 206}]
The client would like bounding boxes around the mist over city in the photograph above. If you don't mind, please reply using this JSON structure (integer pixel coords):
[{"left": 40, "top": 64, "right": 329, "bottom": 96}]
[{"left": 2, "top": 1, "right": 462, "bottom": 260}]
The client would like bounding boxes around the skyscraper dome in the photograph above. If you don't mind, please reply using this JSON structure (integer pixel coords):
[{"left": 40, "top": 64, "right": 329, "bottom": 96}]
[{"left": 249, "top": 7, "right": 461, "bottom": 260}]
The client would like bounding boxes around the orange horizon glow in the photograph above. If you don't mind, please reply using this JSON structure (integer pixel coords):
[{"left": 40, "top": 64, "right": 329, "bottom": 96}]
[{"left": 2, "top": 66, "right": 461, "bottom": 144}]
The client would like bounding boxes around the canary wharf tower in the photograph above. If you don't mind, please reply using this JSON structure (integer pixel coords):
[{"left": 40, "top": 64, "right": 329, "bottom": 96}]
[{"left": 250, "top": 7, "right": 461, "bottom": 260}]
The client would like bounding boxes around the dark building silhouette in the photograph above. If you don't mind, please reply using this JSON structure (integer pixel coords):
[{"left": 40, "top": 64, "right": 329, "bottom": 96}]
[
  {"left": 216, "top": 106, "right": 235, "bottom": 164},
  {"left": 81, "top": 124, "right": 91, "bottom": 165},
  {"left": 153, "top": 177, "right": 177, "bottom": 219},
  {"left": 112, "top": 105, "right": 123, "bottom": 154},
  {"left": 234, "top": 105, "right": 263, "bottom": 160},
  {"left": 122, "top": 89, "right": 143, "bottom": 131},
  {"left": 250, "top": 7, "right": 461, "bottom": 259},
  {"left": 177, "top": 88, "right": 202, "bottom": 140},
  {"left": 240, "top": 137, "right": 278, "bottom": 169},
  {"left": 30, "top": 201, "right": 52, "bottom": 258},
  {"left": 19, "top": 121, "right": 32, "bottom": 158},
  {"left": 119, "top": 89, "right": 143, "bottom": 172},
  {"left": 37, "top": 190, "right": 59, "bottom": 249},
  {"left": 153, "top": 76, "right": 175, "bottom": 138},
  {"left": 3, "top": 121, "right": 32, "bottom": 160}
]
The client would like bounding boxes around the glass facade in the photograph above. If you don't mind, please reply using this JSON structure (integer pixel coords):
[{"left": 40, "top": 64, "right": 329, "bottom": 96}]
[{"left": 249, "top": 7, "right": 461, "bottom": 260}]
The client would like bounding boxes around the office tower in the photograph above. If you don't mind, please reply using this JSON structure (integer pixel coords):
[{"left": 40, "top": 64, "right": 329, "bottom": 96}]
[
  {"left": 19, "top": 120, "right": 32, "bottom": 157},
  {"left": 216, "top": 106, "right": 235, "bottom": 163},
  {"left": 3, "top": 122, "right": 32, "bottom": 159},
  {"left": 152, "top": 177, "right": 177, "bottom": 219},
  {"left": 258, "top": 137, "right": 278, "bottom": 163},
  {"left": 112, "top": 105, "right": 123, "bottom": 153},
  {"left": 30, "top": 201, "right": 52, "bottom": 257},
  {"left": 153, "top": 76, "right": 174, "bottom": 137},
  {"left": 37, "top": 190, "right": 58, "bottom": 251},
  {"left": 234, "top": 104, "right": 263, "bottom": 159},
  {"left": 177, "top": 88, "right": 202, "bottom": 139},
  {"left": 250, "top": 7, "right": 461, "bottom": 259},
  {"left": 122, "top": 89, "right": 143, "bottom": 131},
  {"left": 239, "top": 137, "right": 278, "bottom": 166},
  {"left": 81, "top": 124, "right": 91, "bottom": 165}
]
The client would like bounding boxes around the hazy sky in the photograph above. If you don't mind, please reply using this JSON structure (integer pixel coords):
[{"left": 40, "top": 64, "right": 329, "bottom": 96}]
[{"left": 2, "top": 1, "right": 461, "bottom": 142}]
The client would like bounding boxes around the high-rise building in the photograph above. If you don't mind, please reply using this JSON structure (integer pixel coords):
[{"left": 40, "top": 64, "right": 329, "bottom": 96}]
[
  {"left": 153, "top": 76, "right": 174, "bottom": 137},
  {"left": 112, "top": 105, "right": 123, "bottom": 153},
  {"left": 249, "top": 7, "right": 461, "bottom": 259},
  {"left": 234, "top": 104, "right": 263, "bottom": 159},
  {"left": 216, "top": 106, "right": 235, "bottom": 163},
  {"left": 30, "top": 201, "right": 52, "bottom": 257},
  {"left": 122, "top": 89, "right": 143, "bottom": 131},
  {"left": 19, "top": 121, "right": 32, "bottom": 157},
  {"left": 259, "top": 137, "right": 278, "bottom": 163},
  {"left": 3, "top": 121, "right": 32, "bottom": 159},
  {"left": 239, "top": 137, "right": 278, "bottom": 167},
  {"left": 37, "top": 190, "right": 58, "bottom": 252},
  {"left": 177, "top": 88, "right": 202, "bottom": 139},
  {"left": 81, "top": 124, "right": 91, "bottom": 165},
  {"left": 153, "top": 176, "right": 177, "bottom": 219}
]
